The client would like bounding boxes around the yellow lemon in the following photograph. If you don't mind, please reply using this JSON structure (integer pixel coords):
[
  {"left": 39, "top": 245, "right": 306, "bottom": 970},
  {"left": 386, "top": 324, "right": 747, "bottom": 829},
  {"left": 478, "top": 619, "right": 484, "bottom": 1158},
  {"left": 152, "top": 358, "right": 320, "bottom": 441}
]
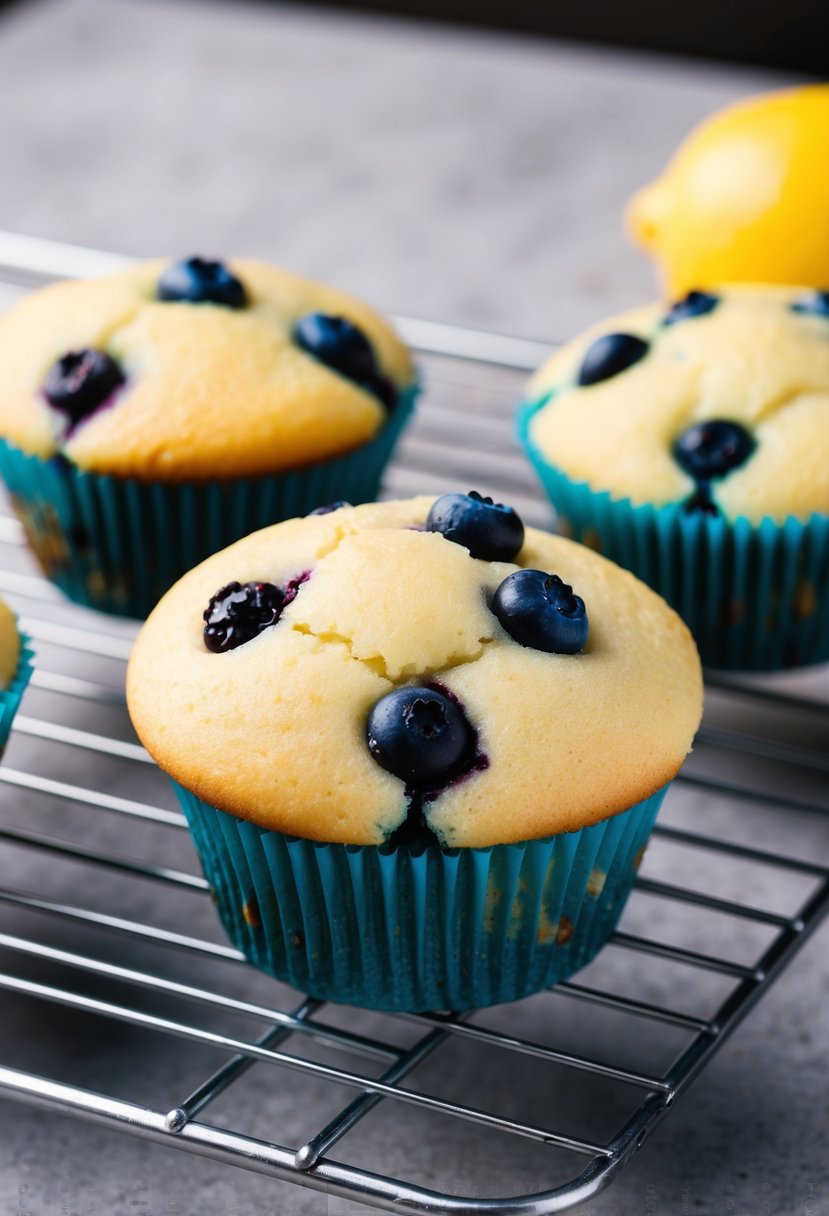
[{"left": 628, "top": 84, "right": 829, "bottom": 298}]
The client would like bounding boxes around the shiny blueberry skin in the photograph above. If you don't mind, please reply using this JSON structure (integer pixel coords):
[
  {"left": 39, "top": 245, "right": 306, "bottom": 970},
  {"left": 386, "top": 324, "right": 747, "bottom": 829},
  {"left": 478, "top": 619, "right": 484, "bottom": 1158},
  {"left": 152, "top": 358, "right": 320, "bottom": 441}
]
[
  {"left": 673, "top": 420, "right": 755, "bottom": 482},
  {"left": 294, "top": 313, "right": 396, "bottom": 409},
  {"left": 791, "top": 291, "right": 829, "bottom": 318},
  {"left": 578, "top": 333, "right": 649, "bottom": 386},
  {"left": 157, "top": 257, "right": 247, "bottom": 309},
  {"left": 295, "top": 313, "right": 376, "bottom": 381},
  {"left": 203, "top": 581, "right": 284, "bottom": 653},
  {"left": 426, "top": 491, "right": 524, "bottom": 562},
  {"left": 43, "top": 349, "right": 125, "bottom": 425},
  {"left": 663, "top": 290, "right": 720, "bottom": 326},
  {"left": 493, "top": 569, "right": 588, "bottom": 654},
  {"left": 366, "top": 686, "right": 476, "bottom": 787}
]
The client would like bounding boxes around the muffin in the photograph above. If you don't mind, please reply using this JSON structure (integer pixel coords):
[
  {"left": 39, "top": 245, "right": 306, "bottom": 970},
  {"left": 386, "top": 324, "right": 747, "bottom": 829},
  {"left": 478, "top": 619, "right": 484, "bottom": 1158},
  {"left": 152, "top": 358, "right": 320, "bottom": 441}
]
[
  {"left": 0, "top": 598, "right": 34, "bottom": 755},
  {"left": 0, "top": 256, "right": 417, "bottom": 617},
  {"left": 127, "top": 493, "right": 702, "bottom": 1011},
  {"left": 518, "top": 286, "right": 829, "bottom": 670}
]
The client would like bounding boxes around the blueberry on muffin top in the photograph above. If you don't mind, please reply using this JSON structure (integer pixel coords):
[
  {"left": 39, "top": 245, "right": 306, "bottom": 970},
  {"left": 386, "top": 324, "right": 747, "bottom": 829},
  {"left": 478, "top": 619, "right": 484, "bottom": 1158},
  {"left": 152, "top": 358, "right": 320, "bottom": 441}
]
[
  {"left": 127, "top": 496, "right": 702, "bottom": 849},
  {"left": 157, "top": 257, "right": 248, "bottom": 309},
  {"left": 524, "top": 285, "right": 829, "bottom": 524},
  {"left": 0, "top": 258, "right": 414, "bottom": 480}
]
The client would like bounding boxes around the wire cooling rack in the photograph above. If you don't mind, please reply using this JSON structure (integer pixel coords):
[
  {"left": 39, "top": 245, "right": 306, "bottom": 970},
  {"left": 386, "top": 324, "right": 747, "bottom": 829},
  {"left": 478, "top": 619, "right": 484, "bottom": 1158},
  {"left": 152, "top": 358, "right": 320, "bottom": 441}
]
[{"left": 0, "top": 233, "right": 826, "bottom": 1214}]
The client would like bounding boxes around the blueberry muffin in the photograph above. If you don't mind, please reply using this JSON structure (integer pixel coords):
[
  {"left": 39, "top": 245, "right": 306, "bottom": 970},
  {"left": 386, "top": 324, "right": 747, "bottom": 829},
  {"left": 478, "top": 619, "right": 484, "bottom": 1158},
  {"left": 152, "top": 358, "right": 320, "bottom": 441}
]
[
  {"left": 0, "top": 597, "right": 34, "bottom": 755},
  {"left": 518, "top": 285, "right": 829, "bottom": 670},
  {"left": 127, "top": 494, "right": 702, "bottom": 1010},
  {"left": 0, "top": 256, "right": 417, "bottom": 617}
]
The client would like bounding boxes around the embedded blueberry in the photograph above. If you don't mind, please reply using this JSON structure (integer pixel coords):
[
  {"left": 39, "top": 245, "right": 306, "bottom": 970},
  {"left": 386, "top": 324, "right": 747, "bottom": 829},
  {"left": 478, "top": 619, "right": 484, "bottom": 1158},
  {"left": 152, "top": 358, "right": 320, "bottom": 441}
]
[
  {"left": 492, "top": 569, "right": 588, "bottom": 654},
  {"left": 203, "top": 581, "right": 284, "bottom": 653},
  {"left": 309, "top": 501, "right": 352, "bottom": 515},
  {"left": 366, "top": 686, "right": 476, "bottom": 787},
  {"left": 157, "top": 257, "right": 247, "bottom": 309},
  {"left": 295, "top": 313, "right": 376, "bottom": 382},
  {"left": 294, "top": 312, "right": 396, "bottom": 409},
  {"left": 43, "top": 349, "right": 125, "bottom": 425},
  {"left": 673, "top": 420, "right": 754, "bottom": 481},
  {"left": 663, "top": 290, "right": 719, "bottom": 325},
  {"left": 426, "top": 491, "right": 524, "bottom": 562},
  {"left": 577, "top": 333, "right": 649, "bottom": 386},
  {"left": 791, "top": 291, "right": 829, "bottom": 318}
]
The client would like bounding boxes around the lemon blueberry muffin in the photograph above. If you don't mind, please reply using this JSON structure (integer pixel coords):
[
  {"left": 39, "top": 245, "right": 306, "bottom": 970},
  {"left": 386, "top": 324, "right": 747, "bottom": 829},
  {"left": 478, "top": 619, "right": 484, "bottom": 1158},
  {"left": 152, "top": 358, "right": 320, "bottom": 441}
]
[
  {"left": 0, "top": 597, "right": 34, "bottom": 755},
  {"left": 0, "top": 256, "right": 417, "bottom": 617},
  {"left": 127, "top": 493, "right": 702, "bottom": 1010},
  {"left": 518, "top": 286, "right": 829, "bottom": 670}
]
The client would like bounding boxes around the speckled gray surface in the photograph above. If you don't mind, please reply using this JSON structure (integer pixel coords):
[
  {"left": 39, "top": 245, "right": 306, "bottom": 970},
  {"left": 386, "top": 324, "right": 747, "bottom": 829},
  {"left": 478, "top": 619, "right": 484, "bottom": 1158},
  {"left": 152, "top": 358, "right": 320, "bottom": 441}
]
[{"left": 0, "top": 1, "right": 827, "bottom": 1214}]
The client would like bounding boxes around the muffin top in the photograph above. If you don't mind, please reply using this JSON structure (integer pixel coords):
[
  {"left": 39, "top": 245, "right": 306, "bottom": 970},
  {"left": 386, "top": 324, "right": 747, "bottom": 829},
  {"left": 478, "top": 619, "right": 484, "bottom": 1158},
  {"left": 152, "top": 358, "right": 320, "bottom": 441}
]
[
  {"left": 127, "top": 495, "right": 702, "bottom": 848},
  {"left": 0, "top": 598, "right": 20, "bottom": 689},
  {"left": 0, "top": 258, "right": 414, "bottom": 481},
  {"left": 524, "top": 285, "right": 829, "bottom": 525}
]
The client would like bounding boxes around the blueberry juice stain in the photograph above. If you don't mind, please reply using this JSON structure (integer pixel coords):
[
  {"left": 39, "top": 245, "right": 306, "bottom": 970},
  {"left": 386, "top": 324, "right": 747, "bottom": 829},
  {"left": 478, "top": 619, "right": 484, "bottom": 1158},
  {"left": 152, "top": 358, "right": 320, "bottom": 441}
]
[
  {"left": 283, "top": 569, "right": 311, "bottom": 606},
  {"left": 682, "top": 482, "right": 719, "bottom": 516}
]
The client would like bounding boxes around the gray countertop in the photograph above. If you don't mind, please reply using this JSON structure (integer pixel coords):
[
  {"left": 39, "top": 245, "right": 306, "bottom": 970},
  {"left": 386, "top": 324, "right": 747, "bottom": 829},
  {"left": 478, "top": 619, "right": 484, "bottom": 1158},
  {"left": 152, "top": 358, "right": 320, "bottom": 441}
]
[{"left": 0, "top": 2, "right": 826, "bottom": 1214}]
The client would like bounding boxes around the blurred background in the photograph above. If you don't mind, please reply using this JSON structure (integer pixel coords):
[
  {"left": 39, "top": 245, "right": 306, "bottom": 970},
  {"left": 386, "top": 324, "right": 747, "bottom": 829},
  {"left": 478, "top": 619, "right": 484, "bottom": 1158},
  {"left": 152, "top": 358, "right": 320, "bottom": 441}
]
[{"left": 0, "top": 0, "right": 818, "bottom": 339}]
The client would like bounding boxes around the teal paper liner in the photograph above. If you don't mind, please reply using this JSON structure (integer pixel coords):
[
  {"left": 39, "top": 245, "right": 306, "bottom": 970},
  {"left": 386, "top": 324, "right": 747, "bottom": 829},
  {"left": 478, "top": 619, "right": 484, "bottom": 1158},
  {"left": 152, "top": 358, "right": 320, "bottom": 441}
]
[
  {"left": 173, "top": 780, "right": 666, "bottom": 1012},
  {"left": 0, "top": 382, "right": 418, "bottom": 619},
  {"left": 517, "top": 401, "right": 829, "bottom": 671},
  {"left": 0, "top": 630, "right": 34, "bottom": 757}
]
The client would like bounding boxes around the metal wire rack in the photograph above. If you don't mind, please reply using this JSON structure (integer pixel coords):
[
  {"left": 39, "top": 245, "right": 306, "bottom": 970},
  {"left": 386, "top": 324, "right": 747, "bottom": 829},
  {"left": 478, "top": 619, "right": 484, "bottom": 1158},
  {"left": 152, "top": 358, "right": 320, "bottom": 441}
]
[{"left": 0, "top": 234, "right": 826, "bottom": 1214}]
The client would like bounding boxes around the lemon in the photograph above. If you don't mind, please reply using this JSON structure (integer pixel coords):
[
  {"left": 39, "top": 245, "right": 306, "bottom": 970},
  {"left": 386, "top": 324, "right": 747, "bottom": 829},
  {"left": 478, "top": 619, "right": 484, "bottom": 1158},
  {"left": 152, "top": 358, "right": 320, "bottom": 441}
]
[{"left": 627, "top": 84, "right": 829, "bottom": 298}]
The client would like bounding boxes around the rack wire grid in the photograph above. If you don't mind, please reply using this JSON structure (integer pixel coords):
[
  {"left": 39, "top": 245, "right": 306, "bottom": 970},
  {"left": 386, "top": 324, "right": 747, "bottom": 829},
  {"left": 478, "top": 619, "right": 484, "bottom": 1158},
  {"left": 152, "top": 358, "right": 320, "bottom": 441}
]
[{"left": 0, "top": 233, "right": 826, "bottom": 1215}]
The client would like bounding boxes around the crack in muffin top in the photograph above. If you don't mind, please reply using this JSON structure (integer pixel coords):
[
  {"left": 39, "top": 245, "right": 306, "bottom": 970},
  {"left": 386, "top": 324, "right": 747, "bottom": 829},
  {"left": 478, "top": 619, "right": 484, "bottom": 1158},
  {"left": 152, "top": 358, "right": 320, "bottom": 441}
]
[{"left": 127, "top": 497, "right": 702, "bottom": 848}]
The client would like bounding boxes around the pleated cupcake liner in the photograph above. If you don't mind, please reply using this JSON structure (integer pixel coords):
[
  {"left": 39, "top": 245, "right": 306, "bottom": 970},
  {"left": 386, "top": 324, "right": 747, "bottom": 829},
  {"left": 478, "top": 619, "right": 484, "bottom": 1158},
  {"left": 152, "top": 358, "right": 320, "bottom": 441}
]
[
  {"left": 0, "top": 631, "right": 34, "bottom": 757},
  {"left": 517, "top": 404, "right": 829, "bottom": 672},
  {"left": 0, "top": 382, "right": 418, "bottom": 620},
  {"left": 173, "top": 780, "right": 666, "bottom": 1012}
]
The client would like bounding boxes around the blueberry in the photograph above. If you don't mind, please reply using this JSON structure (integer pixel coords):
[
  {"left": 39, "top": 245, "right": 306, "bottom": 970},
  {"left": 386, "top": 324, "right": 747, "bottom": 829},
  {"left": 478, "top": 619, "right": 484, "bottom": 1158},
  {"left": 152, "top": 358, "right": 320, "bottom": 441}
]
[
  {"left": 492, "top": 569, "right": 588, "bottom": 654},
  {"left": 366, "top": 686, "right": 475, "bottom": 787},
  {"left": 791, "top": 291, "right": 829, "bottom": 318},
  {"left": 43, "top": 349, "right": 125, "bottom": 425},
  {"left": 577, "top": 333, "right": 649, "bottom": 386},
  {"left": 426, "top": 491, "right": 524, "bottom": 562},
  {"left": 157, "top": 257, "right": 247, "bottom": 309},
  {"left": 309, "top": 501, "right": 352, "bottom": 515},
  {"left": 203, "top": 581, "right": 284, "bottom": 653},
  {"left": 294, "top": 312, "right": 396, "bottom": 409},
  {"left": 663, "top": 290, "right": 719, "bottom": 325},
  {"left": 295, "top": 313, "right": 375, "bottom": 380},
  {"left": 673, "top": 420, "right": 754, "bottom": 481}
]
